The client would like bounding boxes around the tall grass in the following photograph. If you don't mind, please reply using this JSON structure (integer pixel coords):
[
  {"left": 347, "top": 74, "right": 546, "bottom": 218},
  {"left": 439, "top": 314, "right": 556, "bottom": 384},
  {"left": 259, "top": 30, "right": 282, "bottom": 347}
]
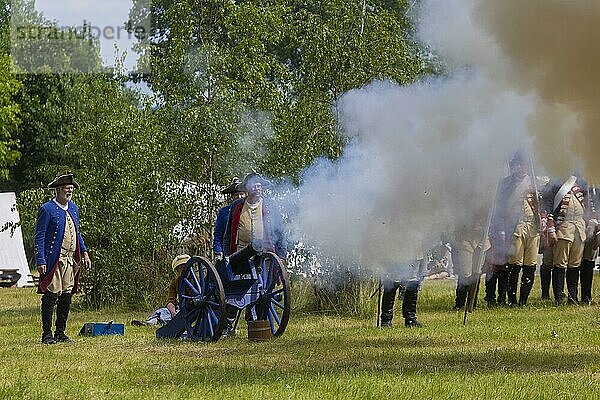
[{"left": 290, "top": 272, "right": 379, "bottom": 318}]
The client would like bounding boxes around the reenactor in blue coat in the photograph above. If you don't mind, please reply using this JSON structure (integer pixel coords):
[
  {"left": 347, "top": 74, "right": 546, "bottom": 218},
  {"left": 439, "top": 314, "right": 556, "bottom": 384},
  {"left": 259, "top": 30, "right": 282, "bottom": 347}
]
[
  {"left": 212, "top": 177, "right": 245, "bottom": 337},
  {"left": 35, "top": 173, "right": 91, "bottom": 344},
  {"left": 213, "top": 177, "right": 244, "bottom": 260}
]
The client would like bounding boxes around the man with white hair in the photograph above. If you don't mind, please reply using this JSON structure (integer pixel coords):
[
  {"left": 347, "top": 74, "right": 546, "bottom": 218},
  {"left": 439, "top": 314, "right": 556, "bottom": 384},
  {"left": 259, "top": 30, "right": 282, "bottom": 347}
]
[{"left": 35, "top": 173, "right": 91, "bottom": 344}]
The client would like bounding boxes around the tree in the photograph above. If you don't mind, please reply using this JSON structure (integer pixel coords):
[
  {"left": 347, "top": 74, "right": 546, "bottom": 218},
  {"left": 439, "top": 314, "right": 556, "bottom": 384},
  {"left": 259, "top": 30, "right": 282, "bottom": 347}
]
[
  {"left": 10, "top": 0, "right": 429, "bottom": 308},
  {"left": 129, "top": 0, "right": 426, "bottom": 179},
  {"left": 0, "top": 55, "right": 21, "bottom": 181},
  {"left": 0, "top": 1, "right": 21, "bottom": 182},
  {"left": 2, "top": 1, "right": 103, "bottom": 191}
]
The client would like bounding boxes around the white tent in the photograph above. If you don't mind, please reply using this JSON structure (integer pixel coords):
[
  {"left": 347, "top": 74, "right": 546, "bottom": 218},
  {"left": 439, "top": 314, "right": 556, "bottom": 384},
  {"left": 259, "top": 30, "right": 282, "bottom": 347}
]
[{"left": 0, "top": 192, "right": 33, "bottom": 287}]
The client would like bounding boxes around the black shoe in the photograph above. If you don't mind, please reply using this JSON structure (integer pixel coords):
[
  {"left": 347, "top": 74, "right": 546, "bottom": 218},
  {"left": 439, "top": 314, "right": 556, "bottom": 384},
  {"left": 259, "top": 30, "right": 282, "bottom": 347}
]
[
  {"left": 42, "top": 332, "right": 56, "bottom": 345},
  {"left": 221, "top": 325, "right": 237, "bottom": 338},
  {"left": 54, "top": 331, "right": 71, "bottom": 342},
  {"left": 405, "top": 319, "right": 422, "bottom": 328},
  {"left": 380, "top": 321, "right": 392, "bottom": 328}
]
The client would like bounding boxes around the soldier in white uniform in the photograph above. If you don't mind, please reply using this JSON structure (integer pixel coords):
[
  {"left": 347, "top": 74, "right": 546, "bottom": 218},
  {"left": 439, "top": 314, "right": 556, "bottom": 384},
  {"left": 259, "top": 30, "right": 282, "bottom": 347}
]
[{"left": 544, "top": 175, "right": 596, "bottom": 305}]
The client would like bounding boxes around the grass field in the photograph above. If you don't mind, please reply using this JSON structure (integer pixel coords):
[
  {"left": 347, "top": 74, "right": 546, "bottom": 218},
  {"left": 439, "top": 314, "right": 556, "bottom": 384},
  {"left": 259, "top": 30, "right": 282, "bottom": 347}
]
[{"left": 1, "top": 278, "right": 600, "bottom": 400}]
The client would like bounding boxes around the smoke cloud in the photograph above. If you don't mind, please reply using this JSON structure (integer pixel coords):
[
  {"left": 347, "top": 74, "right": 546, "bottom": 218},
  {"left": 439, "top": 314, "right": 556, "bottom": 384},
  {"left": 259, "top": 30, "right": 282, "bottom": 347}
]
[
  {"left": 471, "top": 0, "right": 600, "bottom": 183},
  {"left": 279, "top": 0, "right": 596, "bottom": 276}
]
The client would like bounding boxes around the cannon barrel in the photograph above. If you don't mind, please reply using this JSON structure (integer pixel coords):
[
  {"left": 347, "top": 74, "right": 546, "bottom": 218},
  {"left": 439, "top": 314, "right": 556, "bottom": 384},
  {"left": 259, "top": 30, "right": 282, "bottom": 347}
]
[{"left": 229, "top": 242, "right": 261, "bottom": 274}]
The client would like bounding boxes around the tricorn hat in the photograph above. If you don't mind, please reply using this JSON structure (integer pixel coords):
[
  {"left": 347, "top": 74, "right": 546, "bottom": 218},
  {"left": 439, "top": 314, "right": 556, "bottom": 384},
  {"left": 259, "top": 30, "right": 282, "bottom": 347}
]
[
  {"left": 48, "top": 173, "right": 79, "bottom": 189},
  {"left": 235, "top": 172, "right": 273, "bottom": 192},
  {"left": 221, "top": 177, "right": 243, "bottom": 195},
  {"left": 171, "top": 254, "right": 191, "bottom": 272}
]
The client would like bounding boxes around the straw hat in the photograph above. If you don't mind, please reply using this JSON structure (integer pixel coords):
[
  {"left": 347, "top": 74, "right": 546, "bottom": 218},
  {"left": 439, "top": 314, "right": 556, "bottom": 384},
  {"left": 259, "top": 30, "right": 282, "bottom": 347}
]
[{"left": 171, "top": 254, "right": 191, "bottom": 272}]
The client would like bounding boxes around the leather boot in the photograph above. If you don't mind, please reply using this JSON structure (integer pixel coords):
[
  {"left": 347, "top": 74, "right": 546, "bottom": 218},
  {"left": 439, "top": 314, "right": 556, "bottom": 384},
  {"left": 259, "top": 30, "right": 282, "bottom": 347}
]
[
  {"left": 496, "top": 268, "right": 509, "bottom": 305},
  {"left": 380, "top": 284, "right": 397, "bottom": 327},
  {"left": 55, "top": 292, "right": 72, "bottom": 342},
  {"left": 41, "top": 292, "right": 58, "bottom": 344},
  {"left": 518, "top": 266, "right": 536, "bottom": 306},
  {"left": 484, "top": 268, "right": 497, "bottom": 306},
  {"left": 540, "top": 264, "right": 552, "bottom": 299},
  {"left": 454, "top": 276, "right": 468, "bottom": 309},
  {"left": 580, "top": 259, "right": 594, "bottom": 305},
  {"left": 507, "top": 264, "right": 521, "bottom": 306},
  {"left": 566, "top": 267, "right": 580, "bottom": 305},
  {"left": 552, "top": 267, "right": 566, "bottom": 305},
  {"left": 402, "top": 288, "right": 421, "bottom": 327}
]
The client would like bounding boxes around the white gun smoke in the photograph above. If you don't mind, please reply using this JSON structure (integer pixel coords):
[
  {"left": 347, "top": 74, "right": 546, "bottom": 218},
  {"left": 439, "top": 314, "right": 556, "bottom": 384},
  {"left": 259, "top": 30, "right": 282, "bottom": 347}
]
[{"left": 281, "top": 0, "right": 596, "bottom": 276}]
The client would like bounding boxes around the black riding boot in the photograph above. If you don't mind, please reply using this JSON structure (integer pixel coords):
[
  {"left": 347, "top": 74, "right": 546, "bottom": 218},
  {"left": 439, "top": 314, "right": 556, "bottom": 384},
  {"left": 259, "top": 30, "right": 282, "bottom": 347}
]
[
  {"left": 540, "top": 264, "right": 552, "bottom": 299},
  {"left": 580, "top": 259, "right": 594, "bottom": 305},
  {"left": 380, "top": 284, "right": 397, "bottom": 327},
  {"left": 566, "top": 268, "right": 580, "bottom": 305},
  {"left": 55, "top": 293, "right": 72, "bottom": 342},
  {"left": 507, "top": 264, "right": 521, "bottom": 306},
  {"left": 496, "top": 268, "right": 509, "bottom": 304},
  {"left": 484, "top": 269, "right": 497, "bottom": 305},
  {"left": 454, "top": 276, "right": 468, "bottom": 309},
  {"left": 402, "top": 288, "right": 421, "bottom": 327},
  {"left": 518, "top": 266, "right": 536, "bottom": 306},
  {"left": 41, "top": 292, "right": 58, "bottom": 344},
  {"left": 552, "top": 267, "right": 566, "bottom": 305}
]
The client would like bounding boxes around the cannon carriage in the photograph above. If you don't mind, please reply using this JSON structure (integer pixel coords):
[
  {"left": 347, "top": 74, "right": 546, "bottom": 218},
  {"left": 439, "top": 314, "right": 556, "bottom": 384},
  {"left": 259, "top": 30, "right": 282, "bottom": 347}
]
[{"left": 157, "top": 244, "right": 290, "bottom": 342}]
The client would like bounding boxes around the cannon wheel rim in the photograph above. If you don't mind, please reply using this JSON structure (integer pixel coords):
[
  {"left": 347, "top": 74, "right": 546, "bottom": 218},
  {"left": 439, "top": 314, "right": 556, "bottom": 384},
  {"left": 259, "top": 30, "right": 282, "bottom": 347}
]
[
  {"left": 178, "top": 256, "right": 226, "bottom": 342},
  {"left": 258, "top": 252, "right": 291, "bottom": 337}
]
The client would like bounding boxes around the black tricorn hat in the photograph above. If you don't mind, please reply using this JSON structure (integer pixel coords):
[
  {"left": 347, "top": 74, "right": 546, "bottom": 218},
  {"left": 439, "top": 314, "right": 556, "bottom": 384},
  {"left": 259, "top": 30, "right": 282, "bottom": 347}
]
[
  {"left": 48, "top": 173, "right": 79, "bottom": 189},
  {"left": 235, "top": 172, "right": 273, "bottom": 192},
  {"left": 221, "top": 177, "right": 243, "bottom": 194}
]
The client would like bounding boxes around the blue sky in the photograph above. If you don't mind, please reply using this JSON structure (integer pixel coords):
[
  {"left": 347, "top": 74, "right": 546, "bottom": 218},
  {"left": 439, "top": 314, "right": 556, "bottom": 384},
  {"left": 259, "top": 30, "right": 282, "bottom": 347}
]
[{"left": 34, "top": 0, "right": 144, "bottom": 72}]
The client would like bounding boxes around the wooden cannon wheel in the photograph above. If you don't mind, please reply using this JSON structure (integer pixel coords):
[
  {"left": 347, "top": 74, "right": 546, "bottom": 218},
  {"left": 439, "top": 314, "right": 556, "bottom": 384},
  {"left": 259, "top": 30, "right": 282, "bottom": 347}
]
[
  {"left": 255, "top": 252, "right": 291, "bottom": 337},
  {"left": 178, "top": 256, "right": 226, "bottom": 342}
]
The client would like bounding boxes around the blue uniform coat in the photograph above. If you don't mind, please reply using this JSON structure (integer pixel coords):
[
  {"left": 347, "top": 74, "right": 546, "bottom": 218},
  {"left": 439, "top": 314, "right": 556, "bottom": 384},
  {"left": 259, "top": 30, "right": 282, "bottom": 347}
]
[
  {"left": 34, "top": 200, "right": 87, "bottom": 294},
  {"left": 213, "top": 204, "right": 231, "bottom": 254}
]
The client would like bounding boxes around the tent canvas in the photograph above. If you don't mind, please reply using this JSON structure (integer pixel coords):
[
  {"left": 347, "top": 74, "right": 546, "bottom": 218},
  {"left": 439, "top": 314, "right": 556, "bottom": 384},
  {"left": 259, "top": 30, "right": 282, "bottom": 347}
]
[{"left": 0, "top": 192, "right": 33, "bottom": 287}]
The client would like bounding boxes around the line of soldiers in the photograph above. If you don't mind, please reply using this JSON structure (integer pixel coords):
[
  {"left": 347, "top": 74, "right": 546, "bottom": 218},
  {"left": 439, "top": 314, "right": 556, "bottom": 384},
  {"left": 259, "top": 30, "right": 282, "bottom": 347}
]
[{"left": 455, "top": 151, "right": 599, "bottom": 309}]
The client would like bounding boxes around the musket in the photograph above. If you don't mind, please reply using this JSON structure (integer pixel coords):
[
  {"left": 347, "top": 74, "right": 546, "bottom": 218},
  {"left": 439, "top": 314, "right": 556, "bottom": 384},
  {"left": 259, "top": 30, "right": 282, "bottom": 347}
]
[
  {"left": 464, "top": 179, "right": 499, "bottom": 325},
  {"left": 529, "top": 156, "right": 547, "bottom": 249},
  {"left": 587, "top": 185, "right": 599, "bottom": 249},
  {"left": 593, "top": 186, "right": 599, "bottom": 249},
  {"left": 370, "top": 277, "right": 383, "bottom": 327}
]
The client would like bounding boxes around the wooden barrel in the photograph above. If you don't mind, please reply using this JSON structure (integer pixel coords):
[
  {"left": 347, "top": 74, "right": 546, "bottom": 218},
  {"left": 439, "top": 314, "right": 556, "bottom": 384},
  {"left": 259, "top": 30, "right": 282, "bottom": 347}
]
[{"left": 247, "top": 320, "right": 272, "bottom": 342}]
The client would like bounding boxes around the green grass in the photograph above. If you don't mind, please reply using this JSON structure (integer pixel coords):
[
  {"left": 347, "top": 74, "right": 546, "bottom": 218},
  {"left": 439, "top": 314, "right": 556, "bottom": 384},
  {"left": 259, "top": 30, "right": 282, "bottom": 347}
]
[{"left": 2, "top": 279, "right": 600, "bottom": 399}]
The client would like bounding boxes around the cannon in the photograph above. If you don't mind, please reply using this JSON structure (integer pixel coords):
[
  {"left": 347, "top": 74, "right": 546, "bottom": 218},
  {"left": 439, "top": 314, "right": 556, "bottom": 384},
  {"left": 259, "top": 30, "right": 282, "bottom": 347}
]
[{"left": 157, "top": 245, "right": 290, "bottom": 342}]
